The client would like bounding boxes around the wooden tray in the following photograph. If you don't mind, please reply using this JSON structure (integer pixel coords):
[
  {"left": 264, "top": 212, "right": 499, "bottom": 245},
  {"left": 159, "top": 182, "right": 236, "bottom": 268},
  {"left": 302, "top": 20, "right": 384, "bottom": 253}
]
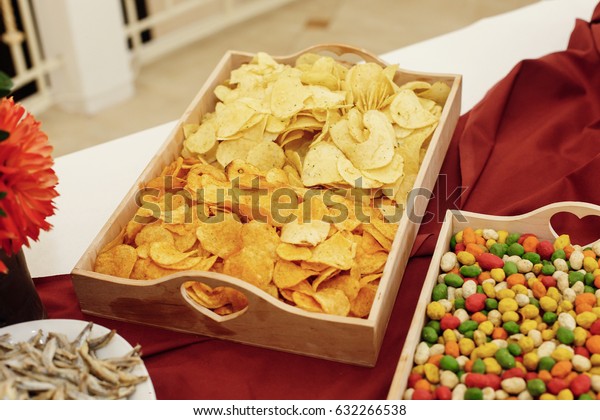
[
  {"left": 387, "top": 201, "right": 600, "bottom": 397},
  {"left": 71, "top": 44, "right": 462, "bottom": 367}
]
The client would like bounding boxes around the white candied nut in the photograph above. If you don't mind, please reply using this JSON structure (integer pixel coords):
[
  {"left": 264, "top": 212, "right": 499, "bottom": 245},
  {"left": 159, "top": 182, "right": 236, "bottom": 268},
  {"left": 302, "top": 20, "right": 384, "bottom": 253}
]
[
  {"left": 591, "top": 375, "right": 600, "bottom": 392},
  {"left": 515, "top": 294, "right": 529, "bottom": 307},
  {"left": 506, "top": 255, "right": 521, "bottom": 264},
  {"left": 473, "top": 330, "right": 487, "bottom": 347},
  {"left": 414, "top": 341, "right": 430, "bottom": 365},
  {"left": 437, "top": 274, "right": 446, "bottom": 284},
  {"left": 553, "top": 258, "right": 569, "bottom": 273},
  {"left": 462, "top": 280, "right": 477, "bottom": 299},
  {"left": 525, "top": 272, "right": 535, "bottom": 280},
  {"left": 440, "top": 370, "right": 459, "bottom": 389},
  {"left": 518, "top": 390, "right": 533, "bottom": 400},
  {"left": 438, "top": 299, "right": 453, "bottom": 313},
  {"left": 487, "top": 310, "right": 502, "bottom": 327},
  {"left": 502, "top": 255, "right": 510, "bottom": 262},
  {"left": 452, "top": 384, "right": 467, "bottom": 400},
  {"left": 454, "top": 308, "right": 470, "bottom": 323},
  {"left": 517, "top": 259, "right": 533, "bottom": 273},
  {"left": 483, "top": 229, "right": 499, "bottom": 240},
  {"left": 491, "top": 339, "right": 508, "bottom": 349},
  {"left": 572, "top": 282, "right": 584, "bottom": 295},
  {"left": 404, "top": 388, "right": 414, "bottom": 400},
  {"left": 429, "top": 343, "right": 445, "bottom": 356},
  {"left": 501, "top": 377, "right": 526, "bottom": 394},
  {"left": 495, "top": 390, "right": 509, "bottom": 400},
  {"left": 558, "top": 312, "right": 576, "bottom": 331},
  {"left": 572, "top": 354, "right": 592, "bottom": 372},
  {"left": 537, "top": 341, "right": 556, "bottom": 359},
  {"left": 563, "top": 288, "right": 576, "bottom": 303},
  {"left": 440, "top": 252, "right": 458, "bottom": 272},
  {"left": 482, "top": 387, "right": 496, "bottom": 400},
  {"left": 456, "top": 356, "right": 469, "bottom": 369},
  {"left": 447, "top": 287, "right": 456, "bottom": 302},
  {"left": 569, "top": 250, "right": 584, "bottom": 271},
  {"left": 596, "top": 289, "right": 600, "bottom": 299},
  {"left": 553, "top": 270, "right": 568, "bottom": 282},
  {"left": 528, "top": 329, "right": 543, "bottom": 348},
  {"left": 454, "top": 288, "right": 464, "bottom": 300},
  {"left": 494, "top": 282, "right": 507, "bottom": 293},
  {"left": 592, "top": 241, "right": 600, "bottom": 257},
  {"left": 556, "top": 275, "right": 569, "bottom": 292},
  {"left": 482, "top": 278, "right": 495, "bottom": 286}
]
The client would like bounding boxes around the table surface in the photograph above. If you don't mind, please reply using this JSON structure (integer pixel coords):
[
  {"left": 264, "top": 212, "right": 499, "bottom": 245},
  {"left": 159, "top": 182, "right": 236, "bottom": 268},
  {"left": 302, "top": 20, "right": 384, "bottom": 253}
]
[{"left": 20, "top": 0, "right": 600, "bottom": 400}]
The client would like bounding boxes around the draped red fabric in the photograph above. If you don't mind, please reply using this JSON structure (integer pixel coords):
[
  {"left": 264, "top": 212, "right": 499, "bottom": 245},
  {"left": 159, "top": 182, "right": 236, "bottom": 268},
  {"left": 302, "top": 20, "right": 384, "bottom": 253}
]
[{"left": 34, "top": 3, "right": 600, "bottom": 400}]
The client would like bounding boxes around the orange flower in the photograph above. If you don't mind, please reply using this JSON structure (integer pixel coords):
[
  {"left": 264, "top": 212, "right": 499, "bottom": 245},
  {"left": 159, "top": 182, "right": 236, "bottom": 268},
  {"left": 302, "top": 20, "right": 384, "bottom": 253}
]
[{"left": 0, "top": 97, "right": 58, "bottom": 273}]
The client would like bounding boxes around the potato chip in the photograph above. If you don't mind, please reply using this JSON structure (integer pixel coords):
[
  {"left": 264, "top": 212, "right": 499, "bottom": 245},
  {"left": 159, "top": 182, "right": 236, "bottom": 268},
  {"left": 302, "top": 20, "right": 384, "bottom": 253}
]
[
  {"left": 195, "top": 216, "right": 243, "bottom": 259},
  {"left": 350, "top": 285, "right": 378, "bottom": 318},
  {"left": 184, "top": 119, "right": 217, "bottom": 155},
  {"left": 135, "top": 224, "right": 174, "bottom": 247},
  {"left": 356, "top": 251, "right": 388, "bottom": 275},
  {"left": 99, "top": 227, "right": 126, "bottom": 254},
  {"left": 291, "top": 291, "right": 322, "bottom": 313},
  {"left": 301, "top": 142, "right": 344, "bottom": 186},
  {"left": 389, "top": 89, "right": 438, "bottom": 129},
  {"left": 216, "top": 102, "right": 257, "bottom": 139},
  {"left": 280, "top": 218, "right": 330, "bottom": 247},
  {"left": 362, "top": 224, "right": 393, "bottom": 252},
  {"left": 313, "top": 288, "right": 350, "bottom": 316},
  {"left": 360, "top": 152, "right": 404, "bottom": 184},
  {"left": 276, "top": 243, "right": 312, "bottom": 261},
  {"left": 149, "top": 242, "right": 197, "bottom": 266},
  {"left": 336, "top": 154, "right": 383, "bottom": 189},
  {"left": 130, "top": 258, "right": 177, "bottom": 280},
  {"left": 270, "top": 75, "right": 310, "bottom": 119},
  {"left": 273, "top": 260, "right": 318, "bottom": 289},
  {"left": 245, "top": 141, "right": 286, "bottom": 171},
  {"left": 241, "top": 220, "right": 280, "bottom": 259},
  {"left": 94, "top": 244, "right": 137, "bottom": 278},
  {"left": 307, "top": 231, "right": 356, "bottom": 270},
  {"left": 222, "top": 247, "right": 274, "bottom": 288},
  {"left": 417, "top": 81, "right": 451, "bottom": 106},
  {"left": 316, "top": 268, "right": 360, "bottom": 302}
]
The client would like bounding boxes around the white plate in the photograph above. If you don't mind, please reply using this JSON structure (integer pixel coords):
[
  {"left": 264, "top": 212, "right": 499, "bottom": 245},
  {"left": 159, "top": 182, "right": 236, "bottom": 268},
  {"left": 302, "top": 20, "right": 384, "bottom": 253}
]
[{"left": 0, "top": 319, "right": 156, "bottom": 400}]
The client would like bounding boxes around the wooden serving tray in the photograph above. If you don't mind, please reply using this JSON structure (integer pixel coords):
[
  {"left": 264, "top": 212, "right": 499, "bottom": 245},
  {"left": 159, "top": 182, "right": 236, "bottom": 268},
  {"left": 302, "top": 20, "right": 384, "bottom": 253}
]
[
  {"left": 387, "top": 201, "right": 600, "bottom": 397},
  {"left": 71, "top": 44, "right": 462, "bottom": 367}
]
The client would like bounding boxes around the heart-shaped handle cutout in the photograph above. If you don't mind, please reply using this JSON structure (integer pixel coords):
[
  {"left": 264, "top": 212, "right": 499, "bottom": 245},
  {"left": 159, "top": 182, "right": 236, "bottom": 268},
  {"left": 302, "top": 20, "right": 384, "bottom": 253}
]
[
  {"left": 549, "top": 212, "right": 600, "bottom": 248},
  {"left": 181, "top": 281, "right": 249, "bottom": 323}
]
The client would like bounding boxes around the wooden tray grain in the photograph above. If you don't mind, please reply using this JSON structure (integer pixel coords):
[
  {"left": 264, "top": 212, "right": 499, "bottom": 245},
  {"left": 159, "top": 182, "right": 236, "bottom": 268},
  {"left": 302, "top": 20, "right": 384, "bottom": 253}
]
[
  {"left": 71, "top": 44, "right": 462, "bottom": 367},
  {"left": 387, "top": 201, "right": 600, "bottom": 397}
]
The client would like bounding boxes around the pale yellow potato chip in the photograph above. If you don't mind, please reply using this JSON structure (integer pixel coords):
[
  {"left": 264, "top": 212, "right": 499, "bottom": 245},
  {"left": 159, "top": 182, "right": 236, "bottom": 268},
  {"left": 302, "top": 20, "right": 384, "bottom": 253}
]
[
  {"left": 216, "top": 138, "right": 258, "bottom": 168},
  {"left": 301, "top": 142, "right": 344, "bottom": 186},
  {"left": 195, "top": 216, "right": 243, "bottom": 259},
  {"left": 389, "top": 89, "right": 438, "bottom": 129},
  {"left": 313, "top": 288, "right": 350, "bottom": 316},
  {"left": 273, "top": 260, "right": 318, "bottom": 289},
  {"left": 184, "top": 120, "right": 217, "bottom": 155},
  {"left": 245, "top": 141, "right": 286, "bottom": 171},
  {"left": 417, "top": 81, "right": 451, "bottom": 106},
  {"left": 216, "top": 102, "right": 257, "bottom": 139},
  {"left": 280, "top": 218, "right": 330, "bottom": 247},
  {"left": 292, "top": 291, "right": 323, "bottom": 313},
  {"left": 360, "top": 152, "right": 404, "bottom": 184},
  {"left": 270, "top": 75, "right": 310, "bottom": 119},
  {"left": 336, "top": 154, "right": 382, "bottom": 189},
  {"left": 307, "top": 231, "right": 356, "bottom": 270}
]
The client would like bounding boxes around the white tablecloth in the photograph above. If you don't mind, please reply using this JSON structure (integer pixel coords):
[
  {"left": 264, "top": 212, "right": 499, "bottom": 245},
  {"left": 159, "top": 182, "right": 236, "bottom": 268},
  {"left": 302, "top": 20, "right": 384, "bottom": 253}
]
[{"left": 25, "top": 0, "right": 599, "bottom": 278}]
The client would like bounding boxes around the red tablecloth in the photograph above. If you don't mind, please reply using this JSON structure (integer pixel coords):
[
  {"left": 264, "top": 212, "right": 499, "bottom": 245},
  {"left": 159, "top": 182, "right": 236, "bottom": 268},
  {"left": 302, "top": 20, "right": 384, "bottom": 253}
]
[{"left": 34, "top": 3, "right": 600, "bottom": 400}]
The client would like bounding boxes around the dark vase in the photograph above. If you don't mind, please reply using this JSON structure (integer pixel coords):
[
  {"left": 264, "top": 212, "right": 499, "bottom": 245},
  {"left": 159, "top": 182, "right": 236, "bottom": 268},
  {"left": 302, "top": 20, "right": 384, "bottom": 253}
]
[{"left": 0, "top": 248, "right": 46, "bottom": 327}]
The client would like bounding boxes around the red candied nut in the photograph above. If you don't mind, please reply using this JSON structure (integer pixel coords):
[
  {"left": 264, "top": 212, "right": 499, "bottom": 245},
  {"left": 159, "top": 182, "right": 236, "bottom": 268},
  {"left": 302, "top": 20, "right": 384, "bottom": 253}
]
[
  {"left": 412, "top": 389, "right": 433, "bottom": 400},
  {"left": 547, "top": 378, "right": 568, "bottom": 395},
  {"left": 465, "top": 373, "right": 489, "bottom": 388},
  {"left": 541, "top": 276, "right": 557, "bottom": 289},
  {"left": 574, "top": 346, "right": 590, "bottom": 358},
  {"left": 440, "top": 315, "right": 461, "bottom": 331},
  {"left": 465, "top": 293, "right": 487, "bottom": 313},
  {"left": 435, "top": 386, "right": 452, "bottom": 400},
  {"left": 476, "top": 253, "right": 504, "bottom": 271},
  {"left": 536, "top": 240, "right": 554, "bottom": 261},
  {"left": 502, "top": 367, "right": 526, "bottom": 380},
  {"left": 407, "top": 373, "right": 423, "bottom": 388},
  {"left": 569, "top": 374, "right": 591, "bottom": 397},
  {"left": 590, "top": 319, "right": 600, "bottom": 336},
  {"left": 485, "top": 374, "right": 502, "bottom": 390}
]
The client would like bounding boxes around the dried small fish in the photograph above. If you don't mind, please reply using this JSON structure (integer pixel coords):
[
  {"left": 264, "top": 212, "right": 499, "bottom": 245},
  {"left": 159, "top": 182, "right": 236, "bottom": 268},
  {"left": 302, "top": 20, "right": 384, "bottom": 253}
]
[{"left": 0, "top": 322, "right": 147, "bottom": 400}]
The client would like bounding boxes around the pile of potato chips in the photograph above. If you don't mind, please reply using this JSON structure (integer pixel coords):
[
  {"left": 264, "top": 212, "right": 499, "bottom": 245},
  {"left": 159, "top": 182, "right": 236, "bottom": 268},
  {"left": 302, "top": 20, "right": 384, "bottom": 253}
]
[{"left": 94, "top": 51, "right": 450, "bottom": 318}]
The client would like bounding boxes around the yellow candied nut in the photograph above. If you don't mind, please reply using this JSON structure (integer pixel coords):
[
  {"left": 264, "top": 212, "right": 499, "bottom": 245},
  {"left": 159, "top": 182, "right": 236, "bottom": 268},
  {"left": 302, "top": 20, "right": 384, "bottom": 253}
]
[
  {"left": 523, "top": 352, "right": 539, "bottom": 371},
  {"left": 497, "top": 289, "right": 515, "bottom": 300},
  {"left": 542, "top": 329, "right": 556, "bottom": 341},
  {"left": 551, "top": 347, "right": 573, "bottom": 361},
  {"left": 497, "top": 230, "right": 509, "bottom": 244},
  {"left": 512, "top": 284, "right": 528, "bottom": 296},
  {"left": 594, "top": 268, "right": 600, "bottom": 277},
  {"left": 486, "top": 239, "right": 497, "bottom": 249},
  {"left": 459, "top": 338, "right": 475, "bottom": 356},
  {"left": 426, "top": 301, "right": 446, "bottom": 320},
  {"left": 521, "top": 304, "right": 539, "bottom": 320},
  {"left": 540, "top": 393, "right": 557, "bottom": 400},
  {"left": 455, "top": 230, "right": 464, "bottom": 243},
  {"left": 520, "top": 320, "right": 538, "bottom": 335},
  {"left": 540, "top": 296, "right": 558, "bottom": 313},
  {"left": 502, "top": 311, "right": 520, "bottom": 323},
  {"left": 443, "top": 329, "right": 457, "bottom": 342},
  {"left": 483, "top": 357, "right": 502, "bottom": 375},
  {"left": 498, "top": 298, "right": 519, "bottom": 313},
  {"left": 557, "top": 389, "right": 574, "bottom": 400},
  {"left": 590, "top": 354, "right": 600, "bottom": 367},
  {"left": 482, "top": 283, "right": 496, "bottom": 298},
  {"left": 457, "top": 251, "right": 476, "bottom": 265},
  {"left": 478, "top": 320, "right": 494, "bottom": 336},
  {"left": 593, "top": 307, "right": 600, "bottom": 318},
  {"left": 554, "top": 234, "right": 570, "bottom": 250},
  {"left": 589, "top": 367, "right": 600, "bottom": 375},
  {"left": 477, "top": 342, "right": 499, "bottom": 358},
  {"left": 412, "top": 365, "right": 424, "bottom": 375},
  {"left": 518, "top": 336, "right": 535, "bottom": 353},
  {"left": 532, "top": 263, "right": 543, "bottom": 275},
  {"left": 576, "top": 312, "right": 598, "bottom": 329},
  {"left": 560, "top": 301, "right": 573, "bottom": 312},
  {"left": 424, "top": 363, "right": 440, "bottom": 384},
  {"left": 490, "top": 268, "right": 506, "bottom": 283},
  {"left": 573, "top": 327, "right": 588, "bottom": 347},
  {"left": 537, "top": 322, "right": 548, "bottom": 332},
  {"left": 546, "top": 287, "right": 561, "bottom": 302},
  {"left": 583, "top": 256, "right": 599, "bottom": 273}
]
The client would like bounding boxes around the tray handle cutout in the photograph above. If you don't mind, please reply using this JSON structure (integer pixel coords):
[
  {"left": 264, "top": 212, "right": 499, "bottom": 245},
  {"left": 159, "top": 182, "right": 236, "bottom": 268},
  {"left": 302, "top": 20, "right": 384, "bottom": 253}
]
[{"left": 180, "top": 280, "right": 249, "bottom": 323}]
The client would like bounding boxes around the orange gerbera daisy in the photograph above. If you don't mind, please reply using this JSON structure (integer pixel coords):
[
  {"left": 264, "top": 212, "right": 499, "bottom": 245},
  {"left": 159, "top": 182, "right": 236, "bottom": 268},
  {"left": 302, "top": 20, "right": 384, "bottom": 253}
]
[{"left": 0, "top": 97, "right": 58, "bottom": 273}]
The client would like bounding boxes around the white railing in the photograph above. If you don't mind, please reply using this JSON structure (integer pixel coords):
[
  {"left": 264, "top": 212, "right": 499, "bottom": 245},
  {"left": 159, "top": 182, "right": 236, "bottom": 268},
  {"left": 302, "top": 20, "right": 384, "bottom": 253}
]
[
  {"left": 122, "top": 0, "right": 296, "bottom": 66},
  {"left": 0, "top": 0, "right": 61, "bottom": 114}
]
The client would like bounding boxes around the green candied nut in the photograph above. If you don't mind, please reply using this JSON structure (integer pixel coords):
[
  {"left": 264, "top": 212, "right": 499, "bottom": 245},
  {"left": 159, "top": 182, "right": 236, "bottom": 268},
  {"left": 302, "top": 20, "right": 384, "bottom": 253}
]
[
  {"left": 503, "top": 261, "right": 518, "bottom": 276},
  {"left": 450, "top": 235, "right": 457, "bottom": 251},
  {"left": 507, "top": 243, "right": 525, "bottom": 257},
  {"left": 458, "top": 320, "right": 479, "bottom": 334},
  {"left": 584, "top": 273, "right": 595, "bottom": 286},
  {"left": 543, "top": 312, "right": 558, "bottom": 325},
  {"left": 489, "top": 243, "right": 508, "bottom": 258},
  {"left": 421, "top": 326, "right": 438, "bottom": 344},
  {"left": 529, "top": 297, "right": 540, "bottom": 309},
  {"left": 527, "top": 378, "right": 546, "bottom": 398},
  {"left": 485, "top": 298, "right": 498, "bottom": 311},
  {"left": 541, "top": 262, "right": 556, "bottom": 275},
  {"left": 471, "top": 358, "right": 486, "bottom": 374},
  {"left": 503, "top": 321, "right": 520, "bottom": 335},
  {"left": 454, "top": 297, "right": 465, "bottom": 310},
  {"left": 460, "top": 265, "right": 482, "bottom": 278},
  {"left": 463, "top": 330, "right": 474, "bottom": 339},
  {"left": 495, "top": 348, "right": 516, "bottom": 369},
  {"left": 432, "top": 283, "right": 448, "bottom": 301},
  {"left": 444, "top": 273, "right": 464, "bottom": 288},
  {"left": 584, "top": 285, "right": 596, "bottom": 294},
  {"left": 568, "top": 271, "right": 585, "bottom": 287},
  {"left": 551, "top": 249, "right": 566, "bottom": 261},
  {"left": 427, "top": 320, "right": 441, "bottom": 335},
  {"left": 440, "top": 355, "right": 460, "bottom": 373},
  {"left": 507, "top": 342, "right": 522, "bottom": 356},
  {"left": 522, "top": 252, "right": 541, "bottom": 265},
  {"left": 506, "top": 233, "right": 521, "bottom": 246},
  {"left": 538, "top": 356, "right": 556, "bottom": 372},
  {"left": 476, "top": 285, "right": 484, "bottom": 294},
  {"left": 464, "top": 387, "right": 483, "bottom": 400},
  {"left": 578, "top": 394, "right": 594, "bottom": 400},
  {"left": 556, "top": 326, "right": 575, "bottom": 345}
]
